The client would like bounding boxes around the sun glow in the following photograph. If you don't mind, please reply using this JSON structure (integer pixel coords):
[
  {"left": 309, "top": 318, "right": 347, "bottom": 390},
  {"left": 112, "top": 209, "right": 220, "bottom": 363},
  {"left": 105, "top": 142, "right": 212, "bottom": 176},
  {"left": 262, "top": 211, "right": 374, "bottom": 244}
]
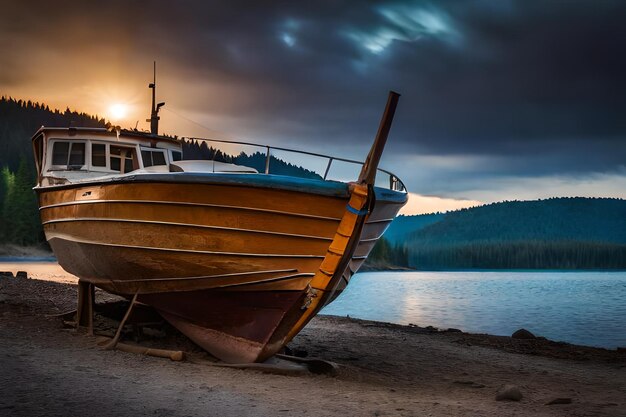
[{"left": 108, "top": 103, "right": 128, "bottom": 120}]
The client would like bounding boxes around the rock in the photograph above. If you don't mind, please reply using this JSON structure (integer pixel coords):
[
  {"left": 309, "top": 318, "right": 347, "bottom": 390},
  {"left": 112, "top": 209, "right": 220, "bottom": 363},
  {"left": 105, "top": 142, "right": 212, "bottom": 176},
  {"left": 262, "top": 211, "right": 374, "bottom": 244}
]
[
  {"left": 0, "top": 271, "right": 14, "bottom": 278},
  {"left": 453, "top": 380, "right": 485, "bottom": 388},
  {"left": 512, "top": 329, "right": 536, "bottom": 339},
  {"left": 16, "top": 271, "right": 28, "bottom": 279},
  {"left": 446, "top": 328, "right": 462, "bottom": 333},
  {"left": 0, "top": 294, "right": 9, "bottom": 303},
  {"left": 495, "top": 384, "right": 523, "bottom": 401},
  {"left": 453, "top": 380, "right": 475, "bottom": 385},
  {"left": 545, "top": 398, "right": 572, "bottom": 405}
]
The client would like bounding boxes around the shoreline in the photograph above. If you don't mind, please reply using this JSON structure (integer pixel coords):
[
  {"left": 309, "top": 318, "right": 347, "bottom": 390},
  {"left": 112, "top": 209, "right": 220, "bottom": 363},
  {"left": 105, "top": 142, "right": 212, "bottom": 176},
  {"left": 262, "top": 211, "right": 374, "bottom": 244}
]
[
  {"left": 1, "top": 262, "right": 624, "bottom": 349},
  {"left": 1, "top": 272, "right": 625, "bottom": 416},
  {"left": 361, "top": 266, "right": 626, "bottom": 273},
  {"left": 3, "top": 256, "right": 626, "bottom": 273},
  {"left": 321, "top": 315, "right": 626, "bottom": 359}
]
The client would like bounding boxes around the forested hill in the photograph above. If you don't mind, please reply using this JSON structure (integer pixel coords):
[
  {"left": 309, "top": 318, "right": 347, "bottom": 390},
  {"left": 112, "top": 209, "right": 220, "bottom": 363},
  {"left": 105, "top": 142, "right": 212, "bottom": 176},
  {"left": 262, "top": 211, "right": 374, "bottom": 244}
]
[
  {"left": 407, "top": 198, "right": 626, "bottom": 245},
  {"left": 372, "top": 198, "right": 626, "bottom": 270},
  {"left": 383, "top": 212, "right": 443, "bottom": 244},
  {"left": 0, "top": 97, "right": 106, "bottom": 171}
]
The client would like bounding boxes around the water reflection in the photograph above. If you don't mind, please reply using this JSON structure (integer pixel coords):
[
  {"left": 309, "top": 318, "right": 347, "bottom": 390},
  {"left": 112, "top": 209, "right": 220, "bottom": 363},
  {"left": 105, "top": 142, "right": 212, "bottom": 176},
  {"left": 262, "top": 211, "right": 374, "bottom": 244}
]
[{"left": 321, "top": 271, "right": 626, "bottom": 349}]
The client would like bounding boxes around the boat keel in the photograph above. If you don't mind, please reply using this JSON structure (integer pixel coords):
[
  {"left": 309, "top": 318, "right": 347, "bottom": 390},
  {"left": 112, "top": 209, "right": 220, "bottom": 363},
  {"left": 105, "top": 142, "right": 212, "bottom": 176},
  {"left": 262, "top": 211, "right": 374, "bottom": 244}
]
[{"left": 139, "top": 289, "right": 307, "bottom": 363}]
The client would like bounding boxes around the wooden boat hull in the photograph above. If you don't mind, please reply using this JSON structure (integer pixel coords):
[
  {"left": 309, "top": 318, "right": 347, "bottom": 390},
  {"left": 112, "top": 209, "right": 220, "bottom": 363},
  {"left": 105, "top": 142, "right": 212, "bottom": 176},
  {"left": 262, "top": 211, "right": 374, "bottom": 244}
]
[{"left": 37, "top": 173, "right": 407, "bottom": 362}]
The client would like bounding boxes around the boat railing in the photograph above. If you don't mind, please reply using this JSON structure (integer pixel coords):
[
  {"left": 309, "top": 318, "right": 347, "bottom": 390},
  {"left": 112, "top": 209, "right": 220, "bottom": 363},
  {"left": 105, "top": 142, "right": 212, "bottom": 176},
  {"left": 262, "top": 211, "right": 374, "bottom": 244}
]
[{"left": 183, "top": 136, "right": 407, "bottom": 192}]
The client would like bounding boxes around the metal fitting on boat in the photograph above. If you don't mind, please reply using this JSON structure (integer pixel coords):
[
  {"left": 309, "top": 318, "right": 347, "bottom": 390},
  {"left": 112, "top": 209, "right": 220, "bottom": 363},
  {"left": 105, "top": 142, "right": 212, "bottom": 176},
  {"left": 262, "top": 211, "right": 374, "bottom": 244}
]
[{"left": 302, "top": 284, "right": 319, "bottom": 310}]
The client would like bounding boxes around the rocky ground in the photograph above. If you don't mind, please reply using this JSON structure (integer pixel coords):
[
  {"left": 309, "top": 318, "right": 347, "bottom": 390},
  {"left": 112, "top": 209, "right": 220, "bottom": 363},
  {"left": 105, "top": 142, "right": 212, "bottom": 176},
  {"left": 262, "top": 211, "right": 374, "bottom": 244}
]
[{"left": 0, "top": 268, "right": 625, "bottom": 417}]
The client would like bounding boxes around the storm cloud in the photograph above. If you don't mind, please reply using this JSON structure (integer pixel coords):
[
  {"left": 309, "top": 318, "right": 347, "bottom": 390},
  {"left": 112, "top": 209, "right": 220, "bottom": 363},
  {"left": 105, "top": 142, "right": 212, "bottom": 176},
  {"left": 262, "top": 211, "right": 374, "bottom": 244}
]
[{"left": 1, "top": 0, "right": 625, "bottom": 203}]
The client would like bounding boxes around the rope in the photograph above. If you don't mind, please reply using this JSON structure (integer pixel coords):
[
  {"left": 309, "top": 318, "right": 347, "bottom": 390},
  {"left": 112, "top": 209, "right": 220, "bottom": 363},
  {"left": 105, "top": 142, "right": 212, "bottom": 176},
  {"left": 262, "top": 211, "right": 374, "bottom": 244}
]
[{"left": 162, "top": 107, "right": 240, "bottom": 141}]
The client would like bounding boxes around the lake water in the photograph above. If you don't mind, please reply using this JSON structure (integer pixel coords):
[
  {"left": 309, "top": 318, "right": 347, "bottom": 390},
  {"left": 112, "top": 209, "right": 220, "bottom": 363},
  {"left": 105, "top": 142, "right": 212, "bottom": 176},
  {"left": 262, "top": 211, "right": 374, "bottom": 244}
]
[
  {"left": 2, "top": 261, "right": 624, "bottom": 349},
  {"left": 321, "top": 271, "right": 626, "bottom": 349}
]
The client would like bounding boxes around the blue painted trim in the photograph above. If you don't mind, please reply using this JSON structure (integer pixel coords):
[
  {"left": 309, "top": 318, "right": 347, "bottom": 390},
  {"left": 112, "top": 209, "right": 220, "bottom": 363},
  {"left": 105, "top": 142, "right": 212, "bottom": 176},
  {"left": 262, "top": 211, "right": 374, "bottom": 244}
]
[
  {"left": 346, "top": 204, "right": 369, "bottom": 215},
  {"left": 374, "top": 187, "right": 409, "bottom": 204},
  {"left": 38, "top": 172, "right": 408, "bottom": 203}
]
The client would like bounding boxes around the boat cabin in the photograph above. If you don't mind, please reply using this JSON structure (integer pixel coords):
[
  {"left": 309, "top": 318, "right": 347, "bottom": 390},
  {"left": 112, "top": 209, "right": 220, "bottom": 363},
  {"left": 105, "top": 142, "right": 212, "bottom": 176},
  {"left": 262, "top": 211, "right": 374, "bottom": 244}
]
[{"left": 31, "top": 127, "right": 257, "bottom": 187}]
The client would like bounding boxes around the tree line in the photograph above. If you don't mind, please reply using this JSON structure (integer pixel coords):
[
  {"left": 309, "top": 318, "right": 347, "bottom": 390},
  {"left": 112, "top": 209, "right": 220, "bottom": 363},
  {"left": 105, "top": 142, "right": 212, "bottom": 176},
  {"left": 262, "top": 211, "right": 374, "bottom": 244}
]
[
  {"left": 0, "top": 97, "right": 105, "bottom": 171},
  {"left": 409, "top": 240, "right": 626, "bottom": 270},
  {"left": 363, "top": 237, "right": 410, "bottom": 269},
  {"left": 182, "top": 139, "right": 322, "bottom": 179},
  {"left": 0, "top": 159, "right": 43, "bottom": 246},
  {"left": 0, "top": 97, "right": 105, "bottom": 247},
  {"left": 385, "top": 197, "right": 626, "bottom": 270}
]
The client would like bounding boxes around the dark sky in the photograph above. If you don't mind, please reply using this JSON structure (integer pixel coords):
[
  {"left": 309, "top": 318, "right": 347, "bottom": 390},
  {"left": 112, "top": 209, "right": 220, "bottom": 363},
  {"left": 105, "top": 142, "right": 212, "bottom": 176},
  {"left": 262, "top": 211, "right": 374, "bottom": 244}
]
[{"left": 2, "top": 0, "right": 625, "bottom": 212}]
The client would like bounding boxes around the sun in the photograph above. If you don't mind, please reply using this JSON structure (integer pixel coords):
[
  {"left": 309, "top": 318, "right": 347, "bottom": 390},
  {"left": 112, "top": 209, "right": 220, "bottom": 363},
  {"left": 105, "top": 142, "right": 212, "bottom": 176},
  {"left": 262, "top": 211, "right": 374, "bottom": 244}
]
[{"left": 108, "top": 103, "right": 128, "bottom": 121}]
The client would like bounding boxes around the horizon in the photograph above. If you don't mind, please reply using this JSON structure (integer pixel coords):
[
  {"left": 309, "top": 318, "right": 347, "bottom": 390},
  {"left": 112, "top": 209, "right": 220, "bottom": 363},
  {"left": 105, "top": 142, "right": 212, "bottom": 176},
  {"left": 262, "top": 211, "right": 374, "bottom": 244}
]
[
  {"left": 2, "top": 1, "right": 625, "bottom": 214},
  {"left": 399, "top": 195, "right": 626, "bottom": 217}
]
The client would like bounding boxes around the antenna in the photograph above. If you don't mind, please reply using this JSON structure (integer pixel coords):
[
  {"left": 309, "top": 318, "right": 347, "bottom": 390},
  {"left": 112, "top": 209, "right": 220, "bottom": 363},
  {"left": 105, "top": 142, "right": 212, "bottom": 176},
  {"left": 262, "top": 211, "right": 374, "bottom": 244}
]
[{"left": 147, "top": 61, "right": 165, "bottom": 134}]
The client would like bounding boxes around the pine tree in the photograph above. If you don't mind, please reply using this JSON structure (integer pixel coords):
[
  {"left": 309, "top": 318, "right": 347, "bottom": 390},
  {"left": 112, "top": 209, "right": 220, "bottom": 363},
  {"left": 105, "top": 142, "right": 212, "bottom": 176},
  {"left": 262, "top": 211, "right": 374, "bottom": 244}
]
[
  {"left": 0, "top": 167, "right": 15, "bottom": 239},
  {"left": 3, "top": 158, "right": 40, "bottom": 245}
]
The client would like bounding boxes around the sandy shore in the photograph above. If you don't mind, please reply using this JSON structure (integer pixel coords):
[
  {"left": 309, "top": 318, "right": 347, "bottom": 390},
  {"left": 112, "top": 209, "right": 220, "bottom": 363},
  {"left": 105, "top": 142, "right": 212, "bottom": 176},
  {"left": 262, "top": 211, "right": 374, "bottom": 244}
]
[
  {"left": 1, "top": 270, "right": 624, "bottom": 416},
  {"left": 0, "top": 261, "right": 77, "bottom": 284}
]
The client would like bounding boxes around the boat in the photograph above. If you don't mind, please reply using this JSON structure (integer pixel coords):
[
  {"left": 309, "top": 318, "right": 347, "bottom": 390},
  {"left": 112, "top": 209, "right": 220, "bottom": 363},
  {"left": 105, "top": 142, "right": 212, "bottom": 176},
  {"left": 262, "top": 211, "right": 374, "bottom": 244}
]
[{"left": 31, "top": 77, "right": 408, "bottom": 363}]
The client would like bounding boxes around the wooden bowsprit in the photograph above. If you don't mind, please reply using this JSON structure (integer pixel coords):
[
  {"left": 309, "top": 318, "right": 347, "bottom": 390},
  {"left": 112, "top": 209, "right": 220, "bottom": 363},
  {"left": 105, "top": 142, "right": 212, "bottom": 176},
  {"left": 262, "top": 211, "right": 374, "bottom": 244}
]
[{"left": 279, "top": 91, "right": 401, "bottom": 347}]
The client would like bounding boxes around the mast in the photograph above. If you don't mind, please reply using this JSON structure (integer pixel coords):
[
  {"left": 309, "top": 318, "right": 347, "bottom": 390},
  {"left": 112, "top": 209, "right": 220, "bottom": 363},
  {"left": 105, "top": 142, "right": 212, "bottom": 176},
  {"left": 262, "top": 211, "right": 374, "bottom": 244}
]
[{"left": 147, "top": 61, "right": 165, "bottom": 135}]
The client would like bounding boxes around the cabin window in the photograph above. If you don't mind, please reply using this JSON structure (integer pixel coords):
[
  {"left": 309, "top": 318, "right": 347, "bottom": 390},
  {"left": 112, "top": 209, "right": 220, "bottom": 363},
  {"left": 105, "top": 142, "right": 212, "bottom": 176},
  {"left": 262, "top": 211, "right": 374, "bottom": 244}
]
[
  {"left": 141, "top": 150, "right": 167, "bottom": 168},
  {"left": 51, "top": 141, "right": 85, "bottom": 169},
  {"left": 171, "top": 151, "right": 182, "bottom": 162},
  {"left": 52, "top": 142, "right": 70, "bottom": 165},
  {"left": 153, "top": 151, "right": 166, "bottom": 166},
  {"left": 91, "top": 144, "right": 106, "bottom": 167},
  {"left": 110, "top": 146, "right": 138, "bottom": 174},
  {"left": 68, "top": 143, "right": 85, "bottom": 166}
]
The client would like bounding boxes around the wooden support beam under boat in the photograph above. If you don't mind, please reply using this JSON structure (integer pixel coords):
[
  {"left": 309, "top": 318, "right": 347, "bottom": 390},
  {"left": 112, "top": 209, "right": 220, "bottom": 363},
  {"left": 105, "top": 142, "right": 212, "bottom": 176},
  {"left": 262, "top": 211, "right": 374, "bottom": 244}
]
[
  {"left": 76, "top": 280, "right": 94, "bottom": 335},
  {"left": 103, "top": 292, "right": 139, "bottom": 350},
  {"left": 96, "top": 337, "right": 185, "bottom": 361}
]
